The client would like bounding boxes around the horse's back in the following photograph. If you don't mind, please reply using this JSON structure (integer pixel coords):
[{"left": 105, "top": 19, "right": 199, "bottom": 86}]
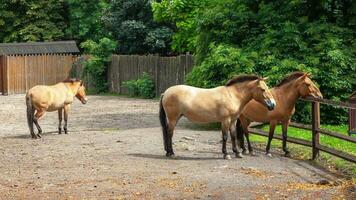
[{"left": 163, "top": 85, "right": 221, "bottom": 102}]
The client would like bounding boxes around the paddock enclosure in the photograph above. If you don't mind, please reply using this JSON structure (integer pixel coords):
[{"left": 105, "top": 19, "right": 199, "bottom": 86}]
[
  {"left": 0, "top": 95, "right": 354, "bottom": 199},
  {"left": 0, "top": 41, "right": 79, "bottom": 95}
]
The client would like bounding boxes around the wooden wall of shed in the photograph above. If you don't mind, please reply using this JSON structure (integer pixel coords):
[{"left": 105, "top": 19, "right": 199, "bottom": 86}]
[{"left": 1, "top": 54, "right": 73, "bottom": 94}]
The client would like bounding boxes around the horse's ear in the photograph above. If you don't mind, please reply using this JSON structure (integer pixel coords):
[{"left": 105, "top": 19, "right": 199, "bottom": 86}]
[
  {"left": 301, "top": 73, "right": 309, "bottom": 79},
  {"left": 262, "top": 77, "right": 269, "bottom": 81},
  {"left": 80, "top": 80, "right": 84, "bottom": 86}
]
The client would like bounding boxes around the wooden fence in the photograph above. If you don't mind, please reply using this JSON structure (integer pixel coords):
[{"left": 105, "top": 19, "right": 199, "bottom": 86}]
[
  {"left": 0, "top": 54, "right": 74, "bottom": 94},
  {"left": 249, "top": 97, "right": 356, "bottom": 163},
  {"left": 109, "top": 54, "right": 195, "bottom": 96}
]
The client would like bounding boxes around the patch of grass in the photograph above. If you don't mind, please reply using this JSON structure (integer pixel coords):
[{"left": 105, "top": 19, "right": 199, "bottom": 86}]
[
  {"left": 259, "top": 124, "right": 355, "bottom": 155},
  {"left": 249, "top": 124, "right": 356, "bottom": 176}
]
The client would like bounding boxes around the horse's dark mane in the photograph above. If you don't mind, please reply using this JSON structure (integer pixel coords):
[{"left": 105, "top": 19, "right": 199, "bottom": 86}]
[
  {"left": 276, "top": 72, "right": 305, "bottom": 87},
  {"left": 62, "top": 78, "right": 81, "bottom": 83},
  {"left": 225, "top": 75, "right": 261, "bottom": 86}
]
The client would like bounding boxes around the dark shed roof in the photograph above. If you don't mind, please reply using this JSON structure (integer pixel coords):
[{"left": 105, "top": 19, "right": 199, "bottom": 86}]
[{"left": 0, "top": 41, "right": 80, "bottom": 55}]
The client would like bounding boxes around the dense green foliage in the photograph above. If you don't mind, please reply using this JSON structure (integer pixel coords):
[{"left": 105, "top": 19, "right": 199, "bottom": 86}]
[
  {"left": 154, "top": 0, "right": 355, "bottom": 124},
  {"left": 80, "top": 38, "right": 117, "bottom": 93},
  {"left": 122, "top": 72, "right": 155, "bottom": 99},
  {"left": 66, "top": 0, "right": 109, "bottom": 43},
  {"left": 1, "top": 0, "right": 354, "bottom": 123},
  {"left": 0, "top": 0, "right": 67, "bottom": 42},
  {"left": 103, "top": 0, "right": 173, "bottom": 54}
]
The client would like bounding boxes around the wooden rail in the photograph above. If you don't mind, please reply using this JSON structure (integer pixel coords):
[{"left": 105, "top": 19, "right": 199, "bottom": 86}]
[{"left": 248, "top": 96, "right": 356, "bottom": 163}]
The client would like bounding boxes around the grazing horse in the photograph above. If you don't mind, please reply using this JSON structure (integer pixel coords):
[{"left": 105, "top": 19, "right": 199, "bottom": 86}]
[
  {"left": 159, "top": 75, "right": 276, "bottom": 159},
  {"left": 236, "top": 72, "right": 323, "bottom": 157},
  {"left": 26, "top": 79, "right": 88, "bottom": 139}
]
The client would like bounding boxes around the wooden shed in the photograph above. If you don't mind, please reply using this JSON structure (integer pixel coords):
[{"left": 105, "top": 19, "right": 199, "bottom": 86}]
[
  {"left": 349, "top": 91, "right": 356, "bottom": 135},
  {"left": 0, "top": 41, "right": 79, "bottom": 95}
]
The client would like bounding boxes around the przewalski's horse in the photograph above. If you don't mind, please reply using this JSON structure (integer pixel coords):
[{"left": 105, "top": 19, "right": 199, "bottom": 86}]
[
  {"left": 236, "top": 72, "right": 323, "bottom": 157},
  {"left": 26, "top": 79, "right": 88, "bottom": 139},
  {"left": 159, "top": 75, "right": 276, "bottom": 159}
]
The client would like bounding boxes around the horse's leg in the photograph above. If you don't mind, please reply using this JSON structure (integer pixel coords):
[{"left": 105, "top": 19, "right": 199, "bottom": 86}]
[
  {"left": 34, "top": 110, "right": 45, "bottom": 138},
  {"left": 221, "top": 120, "right": 231, "bottom": 160},
  {"left": 239, "top": 116, "right": 252, "bottom": 155},
  {"left": 243, "top": 121, "right": 255, "bottom": 156},
  {"left": 235, "top": 118, "right": 246, "bottom": 154},
  {"left": 166, "top": 119, "right": 178, "bottom": 157},
  {"left": 282, "top": 120, "right": 291, "bottom": 157},
  {"left": 63, "top": 104, "right": 71, "bottom": 134},
  {"left": 230, "top": 121, "right": 243, "bottom": 158},
  {"left": 58, "top": 108, "right": 63, "bottom": 134},
  {"left": 265, "top": 121, "right": 277, "bottom": 157},
  {"left": 29, "top": 109, "right": 37, "bottom": 139}
]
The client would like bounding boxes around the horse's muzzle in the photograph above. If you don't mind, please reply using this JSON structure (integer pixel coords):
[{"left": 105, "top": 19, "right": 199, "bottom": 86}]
[
  {"left": 265, "top": 99, "right": 276, "bottom": 111},
  {"left": 81, "top": 98, "right": 88, "bottom": 104}
]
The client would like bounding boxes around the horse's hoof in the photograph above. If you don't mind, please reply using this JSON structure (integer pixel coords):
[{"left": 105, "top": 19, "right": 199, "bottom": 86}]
[
  {"left": 242, "top": 150, "right": 248, "bottom": 155},
  {"left": 166, "top": 152, "right": 175, "bottom": 158},
  {"left": 224, "top": 155, "right": 232, "bottom": 160},
  {"left": 284, "top": 151, "right": 291, "bottom": 157},
  {"left": 266, "top": 153, "right": 273, "bottom": 158},
  {"left": 249, "top": 151, "right": 256, "bottom": 156},
  {"left": 37, "top": 134, "right": 42, "bottom": 138},
  {"left": 235, "top": 153, "right": 244, "bottom": 158},
  {"left": 31, "top": 135, "right": 38, "bottom": 139}
]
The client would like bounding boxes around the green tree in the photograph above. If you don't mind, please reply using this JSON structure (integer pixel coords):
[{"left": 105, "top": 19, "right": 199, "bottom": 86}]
[
  {"left": 81, "top": 38, "right": 117, "bottom": 93},
  {"left": 184, "top": 0, "right": 355, "bottom": 124},
  {"left": 103, "top": 0, "right": 173, "bottom": 54},
  {"left": 65, "top": 0, "right": 109, "bottom": 43},
  {"left": 0, "top": 0, "right": 67, "bottom": 42},
  {"left": 152, "top": 0, "right": 208, "bottom": 53}
]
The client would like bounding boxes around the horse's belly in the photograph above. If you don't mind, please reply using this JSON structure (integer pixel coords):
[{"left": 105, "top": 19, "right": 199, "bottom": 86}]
[
  {"left": 47, "top": 103, "right": 64, "bottom": 112},
  {"left": 185, "top": 113, "right": 219, "bottom": 123}
]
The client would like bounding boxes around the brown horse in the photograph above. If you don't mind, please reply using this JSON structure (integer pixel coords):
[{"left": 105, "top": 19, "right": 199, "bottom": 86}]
[
  {"left": 159, "top": 75, "right": 276, "bottom": 159},
  {"left": 236, "top": 72, "right": 323, "bottom": 157},
  {"left": 26, "top": 79, "right": 87, "bottom": 139}
]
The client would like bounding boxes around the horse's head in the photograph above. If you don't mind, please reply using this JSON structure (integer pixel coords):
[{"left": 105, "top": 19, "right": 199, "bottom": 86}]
[
  {"left": 296, "top": 73, "right": 323, "bottom": 99},
  {"left": 250, "top": 77, "right": 276, "bottom": 111},
  {"left": 226, "top": 75, "right": 276, "bottom": 111},
  {"left": 75, "top": 81, "right": 88, "bottom": 104}
]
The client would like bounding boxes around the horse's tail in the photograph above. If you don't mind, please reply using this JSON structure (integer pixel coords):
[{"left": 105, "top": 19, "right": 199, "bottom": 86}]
[
  {"left": 26, "top": 94, "right": 34, "bottom": 134},
  {"left": 159, "top": 95, "right": 168, "bottom": 151}
]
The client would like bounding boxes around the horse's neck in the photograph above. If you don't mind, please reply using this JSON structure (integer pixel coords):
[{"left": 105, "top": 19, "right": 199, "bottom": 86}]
[
  {"left": 63, "top": 83, "right": 78, "bottom": 95},
  {"left": 274, "top": 81, "right": 300, "bottom": 111},
  {"left": 227, "top": 86, "right": 253, "bottom": 108}
]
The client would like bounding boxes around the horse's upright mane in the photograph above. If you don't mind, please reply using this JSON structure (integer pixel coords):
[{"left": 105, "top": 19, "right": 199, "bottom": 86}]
[
  {"left": 225, "top": 75, "right": 261, "bottom": 86},
  {"left": 276, "top": 72, "right": 306, "bottom": 87},
  {"left": 62, "top": 78, "right": 81, "bottom": 83}
]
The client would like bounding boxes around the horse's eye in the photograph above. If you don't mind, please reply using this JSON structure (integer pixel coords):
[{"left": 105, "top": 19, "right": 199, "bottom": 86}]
[{"left": 305, "top": 83, "right": 311, "bottom": 86}]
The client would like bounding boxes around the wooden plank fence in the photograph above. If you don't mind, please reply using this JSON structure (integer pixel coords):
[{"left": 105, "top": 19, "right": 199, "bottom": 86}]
[
  {"left": 249, "top": 97, "right": 356, "bottom": 163},
  {"left": 0, "top": 54, "right": 73, "bottom": 95},
  {"left": 109, "top": 54, "right": 195, "bottom": 96}
]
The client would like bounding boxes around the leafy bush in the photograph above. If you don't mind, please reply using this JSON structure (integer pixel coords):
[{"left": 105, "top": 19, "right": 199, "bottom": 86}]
[
  {"left": 123, "top": 72, "right": 155, "bottom": 99},
  {"left": 182, "top": 0, "right": 355, "bottom": 124},
  {"left": 186, "top": 43, "right": 256, "bottom": 88},
  {"left": 80, "top": 38, "right": 117, "bottom": 93}
]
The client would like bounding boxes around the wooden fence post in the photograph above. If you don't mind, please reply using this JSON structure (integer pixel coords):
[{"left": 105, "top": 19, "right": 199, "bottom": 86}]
[{"left": 311, "top": 101, "right": 320, "bottom": 159}]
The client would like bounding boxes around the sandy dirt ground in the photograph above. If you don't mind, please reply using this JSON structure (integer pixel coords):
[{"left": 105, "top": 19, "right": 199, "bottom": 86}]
[{"left": 0, "top": 95, "right": 355, "bottom": 200}]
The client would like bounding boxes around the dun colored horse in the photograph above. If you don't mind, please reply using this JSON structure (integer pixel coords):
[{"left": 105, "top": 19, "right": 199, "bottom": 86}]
[
  {"left": 159, "top": 75, "right": 276, "bottom": 159},
  {"left": 236, "top": 72, "right": 323, "bottom": 157},
  {"left": 26, "top": 79, "right": 88, "bottom": 139}
]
